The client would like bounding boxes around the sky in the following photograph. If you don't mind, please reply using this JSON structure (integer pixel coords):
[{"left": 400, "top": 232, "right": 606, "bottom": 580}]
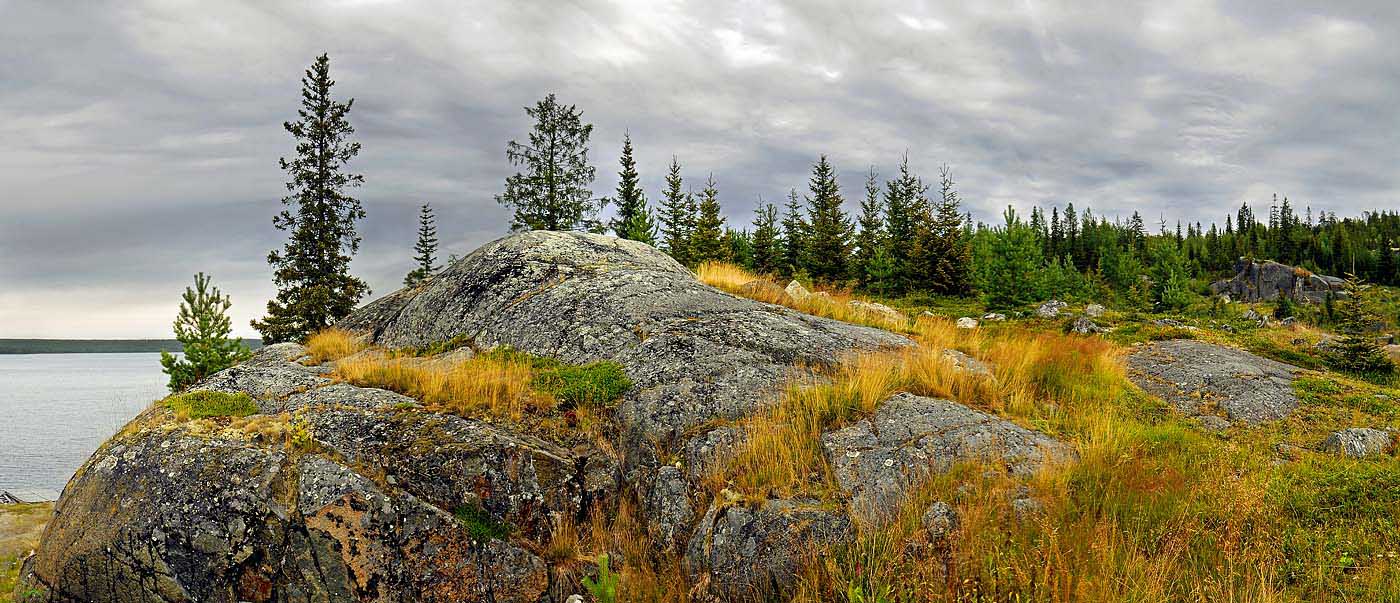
[{"left": 3, "top": 0, "right": 1399, "bottom": 338}]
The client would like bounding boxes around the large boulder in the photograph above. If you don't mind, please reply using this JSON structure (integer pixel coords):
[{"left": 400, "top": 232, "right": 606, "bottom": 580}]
[
  {"left": 17, "top": 344, "right": 608, "bottom": 602},
  {"left": 338, "top": 231, "right": 911, "bottom": 443},
  {"left": 820, "top": 393, "right": 1072, "bottom": 519},
  {"left": 1210, "top": 258, "right": 1344, "bottom": 303},
  {"left": 1321, "top": 428, "right": 1395, "bottom": 458},
  {"left": 1126, "top": 339, "right": 1301, "bottom": 426}
]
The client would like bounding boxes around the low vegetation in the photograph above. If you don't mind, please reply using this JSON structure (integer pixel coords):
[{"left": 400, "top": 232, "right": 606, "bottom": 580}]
[
  {"left": 1, "top": 503, "right": 52, "bottom": 603},
  {"left": 303, "top": 328, "right": 367, "bottom": 364},
  {"left": 161, "top": 390, "right": 258, "bottom": 420}
]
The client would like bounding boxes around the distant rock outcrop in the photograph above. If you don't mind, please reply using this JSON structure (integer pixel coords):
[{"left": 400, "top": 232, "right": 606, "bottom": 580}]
[
  {"left": 1210, "top": 258, "right": 1344, "bottom": 303},
  {"left": 1126, "top": 339, "right": 1301, "bottom": 427}
]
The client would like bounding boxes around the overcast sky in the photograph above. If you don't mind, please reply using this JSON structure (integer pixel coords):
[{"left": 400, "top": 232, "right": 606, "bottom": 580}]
[{"left": 3, "top": 1, "right": 1399, "bottom": 338}]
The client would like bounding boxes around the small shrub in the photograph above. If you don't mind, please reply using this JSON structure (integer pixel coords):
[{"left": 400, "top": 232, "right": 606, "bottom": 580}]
[
  {"left": 583, "top": 553, "right": 619, "bottom": 603},
  {"left": 162, "top": 391, "right": 258, "bottom": 419},
  {"left": 533, "top": 362, "right": 632, "bottom": 409},
  {"left": 454, "top": 504, "right": 510, "bottom": 542}
]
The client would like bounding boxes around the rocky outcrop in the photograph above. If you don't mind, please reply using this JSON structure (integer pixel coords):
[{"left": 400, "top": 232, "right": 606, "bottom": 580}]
[
  {"left": 1126, "top": 339, "right": 1301, "bottom": 427},
  {"left": 21, "top": 231, "right": 919, "bottom": 603},
  {"left": 820, "top": 393, "right": 1072, "bottom": 519},
  {"left": 18, "top": 343, "right": 606, "bottom": 602},
  {"left": 1036, "top": 300, "right": 1067, "bottom": 318},
  {"left": 338, "top": 231, "right": 911, "bottom": 442},
  {"left": 1210, "top": 258, "right": 1344, "bottom": 303}
]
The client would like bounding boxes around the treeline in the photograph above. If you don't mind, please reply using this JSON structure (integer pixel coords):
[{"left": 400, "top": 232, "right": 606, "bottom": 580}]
[{"left": 0, "top": 339, "right": 261, "bottom": 354}]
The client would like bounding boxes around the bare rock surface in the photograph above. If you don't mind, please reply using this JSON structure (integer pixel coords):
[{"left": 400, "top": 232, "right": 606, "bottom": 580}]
[
  {"left": 1321, "top": 428, "right": 1395, "bottom": 458},
  {"left": 338, "top": 231, "right": 911, "bottom": 441},
  {"left": 1126, "top": 339, "right": 1301, "bottom": 426},
  {"left": 1210, "top": 258, "right": 1344, "bottom": 303},
  {"left": 685, "top": 497, "right": 850, "bottom": 601},
  {"left": 821, "top": 392, "right": 1072, "bottom": 518}
]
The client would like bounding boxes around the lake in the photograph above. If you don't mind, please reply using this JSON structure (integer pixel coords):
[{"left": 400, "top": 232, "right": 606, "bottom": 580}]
[{"left": 0, "top": 353, "right": 168, "bottom": 496}]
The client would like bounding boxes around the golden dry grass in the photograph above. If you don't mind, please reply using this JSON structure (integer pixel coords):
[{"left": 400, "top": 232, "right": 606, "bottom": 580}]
[
  {"left": 304, "top": 328, "right": 367, "bottom": 364},
  {"left": 335, "top": 351, "right": 554, "bottom": 422},
  {"left": 696, "top": 262, "right": 911, "bottom": 332}
]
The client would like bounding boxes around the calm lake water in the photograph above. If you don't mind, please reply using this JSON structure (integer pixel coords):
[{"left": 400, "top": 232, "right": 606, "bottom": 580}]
[{"left": 0, "top": 353, "right": 168, "bottom": 495}]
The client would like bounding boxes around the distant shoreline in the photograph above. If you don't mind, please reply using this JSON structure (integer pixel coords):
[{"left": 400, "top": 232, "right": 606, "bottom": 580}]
[{"left": 0, "top": 339, "right": 264, "bottom": 354}]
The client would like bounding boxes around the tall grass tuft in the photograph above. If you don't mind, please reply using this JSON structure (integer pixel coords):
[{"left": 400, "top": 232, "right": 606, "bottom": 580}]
[
  {"left": 304, "top": 328, "right": 367, "bottom": 364},
  {"left": 696, "top": 261, "right": 911, "bottom": 332},
  {"left": 335, "top": 352, "right": 552, "bottom": 421}
]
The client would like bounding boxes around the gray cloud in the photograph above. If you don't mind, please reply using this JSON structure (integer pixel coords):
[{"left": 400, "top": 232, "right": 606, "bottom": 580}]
[{"left": 2, "top": 0, "right": 1398, "bottom": 337}]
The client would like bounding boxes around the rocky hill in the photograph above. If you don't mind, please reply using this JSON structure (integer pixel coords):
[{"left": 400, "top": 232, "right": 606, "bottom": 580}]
[{"left": 15, "top": 232, "right": 1400, "bottom": 602}]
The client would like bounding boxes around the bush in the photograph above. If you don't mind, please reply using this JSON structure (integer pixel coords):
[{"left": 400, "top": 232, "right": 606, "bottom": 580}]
[
  {"left": 532, "top": 361, "right": 632, "bottom": 409},
  {"left": 162, "top": 391, "right": 258, "bottom": 419}
]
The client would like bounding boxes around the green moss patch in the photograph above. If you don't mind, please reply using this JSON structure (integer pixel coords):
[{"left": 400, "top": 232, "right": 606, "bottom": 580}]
[
  {"left": 163, "top": 391, "right": 259, "bottom": 419},
  {"left": 483, "top": 346, "right": 633, "bottom": 409},
  {"left": 454, "top": 504, "right": 511, "bottom": 542}
]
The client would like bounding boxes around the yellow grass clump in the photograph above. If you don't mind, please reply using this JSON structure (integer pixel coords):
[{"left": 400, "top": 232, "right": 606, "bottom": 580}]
[
  {"left": 304, "top": 328, "right": 368, "bottom": 364},
  {"left": 335, "top": 352, "right": 553, "bottom": 421},
  {"left": 696, "top": 261, "right": 911, "bottom": 332}
]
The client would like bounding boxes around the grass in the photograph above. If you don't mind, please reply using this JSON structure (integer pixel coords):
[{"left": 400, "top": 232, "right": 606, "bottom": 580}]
[
  {"left": 696, "top": 262, "right": 913, "bottom": 333},
  {"left": 700, "top": 263, "right": 1400, "bottom": 602},
  {"left": 1, "top": 503, "right": 52, "bottom": 603},
  {"left": 162, "top": 390, "right": 258, "bottom": 420},
  {"left": 304, "top": 328, "right": 367, "bottom": 364},
  {"left": 332, "top": 342, "right": 629, "bottom": 437}
]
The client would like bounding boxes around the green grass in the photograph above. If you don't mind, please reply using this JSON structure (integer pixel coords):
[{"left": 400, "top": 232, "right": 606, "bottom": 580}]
[
  {"left": 482, "top": 346, "right": 633, "bottom": 409},
  {"left": 162, "top": 391, "right": 259, "bottom": 419},
  {"left": 454, "top": 504, "right": 511, "bottom": 542}
]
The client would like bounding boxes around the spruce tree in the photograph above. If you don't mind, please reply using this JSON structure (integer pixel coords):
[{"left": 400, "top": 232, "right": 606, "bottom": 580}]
[
  {"left": 750, "top": 201, "right": 781, "bottom": 275},
  {"left": 496, "top": 93, "right": 599, "bottom": 231},
  {"left": 803, "top": 155, "right": 853, "bottom": 283},
  {"left": 688, "top": 174, "right": 727, "bottom": 265},
  {"left": 922, "top": 164, "right": 971, "bottom": 295},
  {"left": 973, "top": 207, "right": 1045, "bottom": 309},
  {"left": 1327, "top": 275, "right": 1396, "bottom": 375},
  {"left": 883, "top": 155, "right": 926, "bottom": 293},
  {"left": 252, "top": 54, "right": 369, "bottom": 344},
  {"left": 658, "top": 157, "right": 694, "bottom": 264},
  {"left": 162, "top": 273, "right": 251, "bottom": 392},
  {"left": 608, "top": 132, "right": 657, "bottom": 244},
  {"left": 852, "top": 166, "right": 885, "bottom": 289},
  {"left": 780, "top": 189, "right": 809, "bottom": 278},
  {"left": 404, "top": 203, "right": 440, "bottom": 287}
]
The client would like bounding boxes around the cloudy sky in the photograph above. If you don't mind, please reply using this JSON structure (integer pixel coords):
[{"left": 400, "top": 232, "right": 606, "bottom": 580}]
[{"left": 3, "top": 1, "right": 1398, "bottom": 338}]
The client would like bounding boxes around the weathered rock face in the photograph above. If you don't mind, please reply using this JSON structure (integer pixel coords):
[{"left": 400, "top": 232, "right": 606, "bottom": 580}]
[
  {"left": 339, "top": 231, "right": 911, "bottom": 442},
  {"left": 820, "top": 393, "right": 1072, "bottom": 518},
  {"left": 685, "top": 497, "right": 850, "bottom": 601},
  {"left": 18, "top": 344, "right": 611, "bottom": 603},
  {"left": 1126, "top": 339, "right": 1301, "bottom": 426},
  {"left": 1321, "top": 428, "right": 1395, "bottom": 458},
  {"left": 1210, "top": 258, "right": 1344, "bottom": 303}
]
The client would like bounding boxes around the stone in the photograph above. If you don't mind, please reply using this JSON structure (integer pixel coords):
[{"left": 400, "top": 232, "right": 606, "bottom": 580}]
[
  {"left": 1126, "top": 339, "right": 1301, "bottom": 426},
  {"left": 1210, "top": 258, "right": 1344, "bottom": 303},
  {"left": 685, "top": 497, "right": 850, "bottom": 601},
  {"left": 1036, "top": 300, "right": 1068, "bottom": 318},
  {"left": 1068, "top": 316, "right": 1107, "bottom": 335},
  {"left": 339, "top": 231, "right": 911, "bottom": 442},
  {"left": 784, "top": 279, "right": 812, "bottom": 301},
  {"left": 956, "top": 316, "right": 979, "bottom": 329},
  {"left": 1084, "top": 303, "right": 1105, "bottom": 317},
  {"left": 820, "top": 392, "right": 1073, "bottom": 519},
  {"left": 983, "top": 312, "right": 1007, "bottom": 321},
  {"left": 642, "top": 466, "right": 694, "bottom": 547},
  {"left": 738, "top": 279, "right": 793, "bottom": 305},
  {"left": 1321, "top": 428, "right": 1395, "bottom": 458},
  {"left": 942, "top": 349, "right": 993, "bottom": 378},
  {"left": 849, "top": 299, "right": 907, "bottom": 323},
  {"left": 920, "top": 501, "right": 959, "bottom": 542},
  {"left": 1241, "top": 308, "right": 1268, "bottom": 326},
  {"left": 919, "top": 310, "right": 936, "bottom": 319},
  {"left": 682, "top": 425, "right": 742, "bottom": 481},
  {"left": 1012, "top": 497, "right": 1045, "bottom": 518}
]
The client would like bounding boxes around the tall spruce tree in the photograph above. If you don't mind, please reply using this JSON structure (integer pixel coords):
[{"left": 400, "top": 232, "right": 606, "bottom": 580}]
[
  {"left": 780, "top": 189, "right": 809, "bottom": 278},
  {"left": 658, "top": 156, "right": 694, "bottom": 264},
  {"left": 750, "top": 201, "right": 781, "bottom": 275},
  {"left": 404, "top": 203, "right": 440, "bottom": 287},
  {"left": 928, "top": 164, "right": 971, "bottom": 294},
  {"left": 883, "top": 155, "right": 926, "bottom": 293},
  {"left": 688, "top": 174, "right": 727, "bottom": 265},
  {"left": 162, "top": 273, "right": 251, "bottom": 392},
  {"left": 496, "top": 93, "right": 599, "bottom": 231},
  {"left": 1327, "top": 275, "right": 1396, "bottom": 375},
  {"left": 803, "top": 155, "right": 852, "bottom": 283},
  {"left": 608, "top": 133, "right": 657, "bottom": 244},
  {"left": 252, "top": 54, "right": 369, "bottom": 344},
  {"left": 852, "top": 166, "right": 885, "bottom": 289}
]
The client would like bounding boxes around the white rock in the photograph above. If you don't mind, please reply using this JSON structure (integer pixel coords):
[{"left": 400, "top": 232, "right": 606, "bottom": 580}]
[{"left": 955, "top": 317, "right": 978, "bottom": 329}]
